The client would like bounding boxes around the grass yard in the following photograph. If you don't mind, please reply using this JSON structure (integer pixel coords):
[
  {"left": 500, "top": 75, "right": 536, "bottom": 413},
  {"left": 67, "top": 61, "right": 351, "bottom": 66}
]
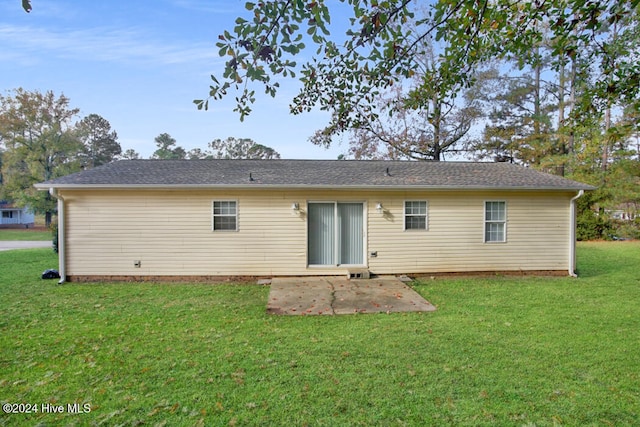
[
  {"left": 1, "top": 242, "right": 639, "bottom": 426},
  {"left": 0, "top": 229, "right": 52, "bottom": 241}
]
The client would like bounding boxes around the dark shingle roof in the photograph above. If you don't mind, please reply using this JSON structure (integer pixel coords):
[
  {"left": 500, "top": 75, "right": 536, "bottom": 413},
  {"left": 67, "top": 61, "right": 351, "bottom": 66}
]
[{"left": 35, "top": 159, "right": 595, "bottom": 191}]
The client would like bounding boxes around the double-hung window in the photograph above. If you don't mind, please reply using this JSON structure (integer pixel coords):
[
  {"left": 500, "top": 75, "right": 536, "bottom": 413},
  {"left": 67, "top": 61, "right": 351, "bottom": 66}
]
[
  {"left": 212, "top": 201, "right": 237, "bottom": 231},
  {"left": 404, "top": 201, "right": 428, "bottom": 230},
  {"left": 484, "top": 201, "right": 506, "bottom": 242}
]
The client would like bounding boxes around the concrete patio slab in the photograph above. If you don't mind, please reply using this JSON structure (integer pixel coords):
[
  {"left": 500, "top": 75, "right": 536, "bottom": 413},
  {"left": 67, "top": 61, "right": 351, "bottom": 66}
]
[{"left": 267, "top": 276, "right": 436, "bottom": 315}]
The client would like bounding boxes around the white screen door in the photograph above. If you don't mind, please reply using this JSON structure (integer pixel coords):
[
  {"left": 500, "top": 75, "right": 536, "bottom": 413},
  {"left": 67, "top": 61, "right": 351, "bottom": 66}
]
[{"left": 308, "top": 202, "right": 363, "bottom": 266}]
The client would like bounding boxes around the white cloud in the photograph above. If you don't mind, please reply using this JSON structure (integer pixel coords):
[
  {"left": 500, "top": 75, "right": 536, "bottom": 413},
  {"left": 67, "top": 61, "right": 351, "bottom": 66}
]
[
  {"left": 0, "top": 23, "right": 220, "bottom": 66},
  {"left": 168, "top": 0, "right": 242, "bottom": 14}
]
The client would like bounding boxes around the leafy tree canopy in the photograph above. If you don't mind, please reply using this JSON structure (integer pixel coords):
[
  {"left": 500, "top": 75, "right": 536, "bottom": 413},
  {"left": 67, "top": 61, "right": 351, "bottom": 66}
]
[
  {"left": 198, "top": 0, "right": 639, "bottom": 143},
  {"left": 0, "top": 88, "right": 83, "bottom": 225},
  {"left": 121, "top": 148, "right": 141, "bottom": 160},
  {"left": 76, "top": 113, "right": 122, "bottom": 168},
  {"left": 209, "top": 137, "right": 281, "bottom": 159},
  {"left": 151, "top": 133, "right": 186, "bottom": 159}
]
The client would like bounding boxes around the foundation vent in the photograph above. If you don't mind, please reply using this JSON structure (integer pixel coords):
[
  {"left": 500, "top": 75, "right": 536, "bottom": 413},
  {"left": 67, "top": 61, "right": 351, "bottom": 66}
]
[{"left": 347, "top": 269, "right": 370, "bottom": 280}]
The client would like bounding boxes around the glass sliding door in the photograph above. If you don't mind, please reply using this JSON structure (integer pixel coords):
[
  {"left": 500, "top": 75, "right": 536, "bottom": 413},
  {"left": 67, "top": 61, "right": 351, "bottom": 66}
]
[
  {"left": 337, "top": 203, "right": 363, "bottom": 265},
  {"left": 308, "top": 203, "right": 335, "bottom": 265},
  {"left": 308, "top": 202, "right": 364, "bottom": 266}
]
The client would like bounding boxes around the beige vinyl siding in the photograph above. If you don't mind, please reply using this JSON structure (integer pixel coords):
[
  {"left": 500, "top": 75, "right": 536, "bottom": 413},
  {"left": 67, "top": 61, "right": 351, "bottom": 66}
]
[
  {"left": 62, "top": 190, "right": 309, "bottom": 276},
  {"left": 368, "top": 191, "right": 571, "bottom": 273},
  {"left": 59, "top": 189, "right": 574, "bottom": 277}
]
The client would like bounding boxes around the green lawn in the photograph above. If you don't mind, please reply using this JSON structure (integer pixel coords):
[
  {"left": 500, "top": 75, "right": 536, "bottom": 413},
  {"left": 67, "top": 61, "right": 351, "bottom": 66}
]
[
  {"left": 0, "top": 229, "right": 52, "bottom": 241},
  {"left": 1, "top": 242, "right": 638, "bottom": 426}
]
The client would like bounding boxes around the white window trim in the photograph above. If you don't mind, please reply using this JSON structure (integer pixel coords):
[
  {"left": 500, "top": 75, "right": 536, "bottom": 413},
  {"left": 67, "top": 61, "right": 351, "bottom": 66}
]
[
  {"left": 484, "top": 200, "right": 507, "bottom": 243},
  {"left": 212, "top": 200, "right": 239, "bottom": 232},
  {"left": 404, "top": 200, "right": 429, "bottom": 231}
]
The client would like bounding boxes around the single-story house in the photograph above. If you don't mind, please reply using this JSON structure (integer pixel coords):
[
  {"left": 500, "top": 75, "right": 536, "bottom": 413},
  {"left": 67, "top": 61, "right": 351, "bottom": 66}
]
[
  {"left": 0, "top": 200, "right": 35, "bottom": 228},
  {"left": 35, "top": 159, "right": 595, "bottom": 283}
]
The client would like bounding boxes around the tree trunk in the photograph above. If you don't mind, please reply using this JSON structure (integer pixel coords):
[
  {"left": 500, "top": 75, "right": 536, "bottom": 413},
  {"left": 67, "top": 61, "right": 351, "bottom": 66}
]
[
  {"left": 602, "top": 20, "right": 618, "bottom": 174},
  {"left": 431, "top": 94, "right": 442, "bottom": 161},
  {"left": 557, "top": 56, "right": 566, "bottom": 177},
  {"left": 568, "top": 54, "right": 576, "bottom": 157},
  {"left": 603, "top": 107, "right": 611, "bottom": 172},
  {"left": 533, "top": 48, "right": 544, "bottom": 168},
  {"left": 533, "top": 51, "right": 541, "bottom": 139}
]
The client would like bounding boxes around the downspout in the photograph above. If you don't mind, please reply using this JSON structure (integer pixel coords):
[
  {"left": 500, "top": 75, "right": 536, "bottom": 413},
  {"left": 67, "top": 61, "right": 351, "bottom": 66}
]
[
  {"left": 49, "top": 188, "right": 66, "bottom": 284},
  {"left": 569, "top": 190, "right": 584, "bottom": 277}
]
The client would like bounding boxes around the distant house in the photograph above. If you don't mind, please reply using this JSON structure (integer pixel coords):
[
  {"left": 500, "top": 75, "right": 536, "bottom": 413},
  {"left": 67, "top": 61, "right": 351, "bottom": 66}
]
[
  {"left": 608, "top": 204, "right": 638, "bottom": 221},
  {"left": 35, "top": 160, "right": 595, "bottom": 283},
  {"left": 0, "top": 201, "right": 35, "bottom": 228}
]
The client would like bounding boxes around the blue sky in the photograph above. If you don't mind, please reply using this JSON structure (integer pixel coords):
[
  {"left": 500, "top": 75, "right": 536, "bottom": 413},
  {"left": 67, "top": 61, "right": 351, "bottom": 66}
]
[{"left": 0, "top": 0, "right": 346, "bottom": 159}]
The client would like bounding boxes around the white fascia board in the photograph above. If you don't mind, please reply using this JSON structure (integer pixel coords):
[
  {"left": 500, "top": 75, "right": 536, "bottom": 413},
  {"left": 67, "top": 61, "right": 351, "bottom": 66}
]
[{"left": 34, "top": 183, "right": 588, "bottom": 192}]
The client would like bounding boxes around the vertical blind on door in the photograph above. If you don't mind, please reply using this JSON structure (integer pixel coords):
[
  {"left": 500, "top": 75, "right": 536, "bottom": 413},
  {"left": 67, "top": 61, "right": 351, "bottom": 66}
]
[
  {"left": 308, "top": 202, "right": 363, "bottom": 266},
  {"left": 308, "top": 203, "right": 335, "bottom": 265},
  {"left": 337, "top": 203, "right": 363, "bottom": 265}
]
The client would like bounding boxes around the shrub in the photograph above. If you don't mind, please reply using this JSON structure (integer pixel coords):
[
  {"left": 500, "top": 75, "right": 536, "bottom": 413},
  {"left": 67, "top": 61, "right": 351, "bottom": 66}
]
[
  {"left": 577, "top": 209, "right": 613, "bottom": 240},
  {"left": 611, "top": 218, "right": 640, "bottom": 240}
]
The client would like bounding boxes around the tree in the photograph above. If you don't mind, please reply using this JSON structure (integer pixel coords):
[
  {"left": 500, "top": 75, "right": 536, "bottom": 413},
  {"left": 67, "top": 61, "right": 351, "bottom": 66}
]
[
  {"left": 208, "top": 137, "right": 281, "bottom": 159},
  {"left": 470, "top": 70, "right": 557, "bottom": 166},
  {"left": 151, "top": 133, "right": 186, "bottom": 159},
  {"left": 120, "top": 148, "right": 141, "bottom": 160},
  {"left": 319, "top": 15, "right": 489, "bottom": 161},
  {"left": 198, "top": 0, "right": 639, "bottom": 150},
  {"left": 186, "top": 148, "right": 211, "bottom": 159},
  {"left": 75, "top": 114, "right": 121, "bottom": 168},
  {"left": 342, "top": 79, "right": 482, "bottom": 160},
  {"left": 0, "top": 89, "right": 83, "bottom": 226},
  {"left": 0, "top": 148, "right": 4, "bottom": 190}
]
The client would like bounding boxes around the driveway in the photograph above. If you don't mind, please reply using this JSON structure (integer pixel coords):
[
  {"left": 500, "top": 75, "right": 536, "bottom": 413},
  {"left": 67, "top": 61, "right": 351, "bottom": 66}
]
[
  {"left": 0, "top": 241, "right": 52, "bottom": 251},
  {"left": 267, "top": 276, "right": 436, "bottom": 315}
]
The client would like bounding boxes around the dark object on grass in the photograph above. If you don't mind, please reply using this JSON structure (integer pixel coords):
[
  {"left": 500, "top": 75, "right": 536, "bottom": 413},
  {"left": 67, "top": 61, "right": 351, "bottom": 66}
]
[{"left": 42, "top": 269, "right": 61, "bottom": 280}]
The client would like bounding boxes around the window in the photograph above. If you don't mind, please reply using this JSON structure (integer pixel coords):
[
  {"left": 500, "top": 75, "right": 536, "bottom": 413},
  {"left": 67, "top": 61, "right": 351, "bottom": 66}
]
[
  {"left": 484, "top": 201, "right": 506, "bottom": 242},
  {"left": 212, "top": 201, "right": 237, "bottom": 231},
  {"left": 2, "top": 211, "right": 13, "bottom": 219},
  {"left": 404, "top": 201, "right": 428, "bottom": 230}
]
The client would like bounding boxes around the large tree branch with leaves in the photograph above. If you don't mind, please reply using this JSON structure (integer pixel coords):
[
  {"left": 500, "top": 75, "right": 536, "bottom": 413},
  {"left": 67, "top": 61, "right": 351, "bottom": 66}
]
[{"left": 198, "top": 0, "right": 639, "bottom": 146}]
